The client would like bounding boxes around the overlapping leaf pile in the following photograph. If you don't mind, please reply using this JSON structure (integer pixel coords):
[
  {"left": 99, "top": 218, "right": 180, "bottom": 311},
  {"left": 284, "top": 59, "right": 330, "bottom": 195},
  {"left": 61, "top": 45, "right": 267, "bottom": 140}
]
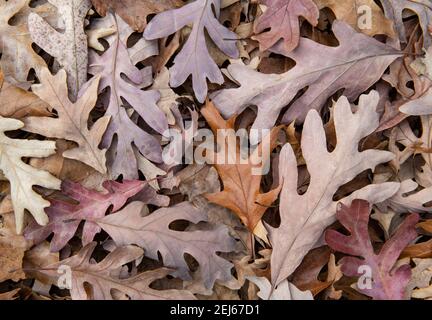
[{"left": 1, "top": 0, "right": 432, "bottom": 300}]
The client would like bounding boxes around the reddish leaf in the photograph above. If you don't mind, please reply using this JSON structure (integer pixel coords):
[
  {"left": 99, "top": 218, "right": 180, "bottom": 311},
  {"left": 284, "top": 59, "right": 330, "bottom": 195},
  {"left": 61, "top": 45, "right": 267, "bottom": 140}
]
[
  {"left": 325, "top": 199, "right": 419, "bottom": 300},
  {"left": 253, "top": 0, "right": 319, "bottom": 52},
  {"left": 24, "top": 180, "right": 145, "bottom": 252}
]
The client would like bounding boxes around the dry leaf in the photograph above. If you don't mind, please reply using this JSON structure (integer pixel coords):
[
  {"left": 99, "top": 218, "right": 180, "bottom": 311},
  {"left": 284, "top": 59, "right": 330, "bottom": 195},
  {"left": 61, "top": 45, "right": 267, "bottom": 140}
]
[
  {"left": 23, "top": 68, "right": 110, "bottom": 174},
  {"left": 97, "top": 201, "right": 237, "bottom": 288},
  {"left": 0, "top": 117, "right": 60, "bottom": 233},
  {"left": 201, "top": 100, "right": 282, "bottom": 233},
  {"left": 91, "top": 0, "right": 183, "bottom": 32},
  {"left": 269, "top": 91, "right": 399, "bottom": 287},
  {"left": 31, "top": 242, "right": 195, "bottom": 300},
  {"left": 28, "top": 0, "right": 92, "bottom": 99}
]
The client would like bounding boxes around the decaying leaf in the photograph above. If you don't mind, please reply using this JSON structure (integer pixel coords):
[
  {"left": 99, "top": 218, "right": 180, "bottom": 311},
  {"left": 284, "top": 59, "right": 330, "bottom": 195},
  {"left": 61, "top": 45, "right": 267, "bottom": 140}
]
[
  {"left": 213, "top": 21, "right": 401, "bottom": 131},
  {"left": 24, "top": 180, "right": 145, "bottom": 252},
  {"left": 2, "top": 0, "right": 432, "bottom": 302},
  {"left": 0, "top": 0, "right": 57, "bottom": 86},
  {"left": 88, "top": 13, "right": 165, "bottom": 179},
  {"left": 144, "top": 0, "right": 239, "bottom": 102},
  {"left": 23, "top": 68, "right": 110, "bottom": 174},
  {"left": 383, "top": 179, "right": 432, "bottom": 213},
  {"left": 28, "top": 0, "right": 92, "bottom": 99},
  {"left": 0, "top": 212, "right": 27, "bottom": 282},
  {"left": 31, "top": 242, "right": 195, "bottom": 300},
  {"left": 326, "top": 199, "right": 419, "bottom": 300},
  {"left": 201, "top": 101, "right": 282, "bottom": 233},
  {"left": 269, "top": 91, "right": 400, "bottom": 287},
  {"left": 406, "top": 258, "right": 432, "bottom": 298},
  {"left": 314, "top": 0, "right": 396, "bottom": 38},
  {"left": 253, "top": 0, "right": 319, "bottom": 52},
  {"left": 0, "top": 117, "right": 60, "bottom": 233},
  {"left": 291, "top": 246, "right": 332, "bottom": 296},
  {"left": 389, "top": 117, "right": 432, "bottom": 187},
  {"left": 247, "top": 276, "right": 313, "bottom": 300},
  {"left": 0, "top": 70, "right": 51, "bottom": 118},
  {"left": 97, "top": 201, "right": 237, "bottom": 289},
  {"left": 90, "top": 0, "right": 183, "bottom": 32},
  {"left": 381, "top": 0, "right": 432, "bottom": 48}
]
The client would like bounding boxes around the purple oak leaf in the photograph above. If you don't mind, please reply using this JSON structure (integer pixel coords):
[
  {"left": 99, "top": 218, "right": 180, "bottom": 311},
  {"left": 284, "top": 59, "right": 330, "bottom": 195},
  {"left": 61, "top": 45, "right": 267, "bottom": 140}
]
[
  {"left": 325, "top": 199, "right": 419, "bottom": 300},
  {"left": 89, "top": 13, "right": 166, "bottom": 179},
  {"left": 144, "top": 0, "right": 239, "bottom": 103},
  {"left": 253, "top": 0, "right": 319, "bottom": 52},
  {"left": 212, "top": 21, "right": 401, "bottom": 134},
  {"left": 24, "top": 180, "right": 145, "bottom": 252},
  {"left": 97, "top": 201, "right": 237, "bottom": 288}
]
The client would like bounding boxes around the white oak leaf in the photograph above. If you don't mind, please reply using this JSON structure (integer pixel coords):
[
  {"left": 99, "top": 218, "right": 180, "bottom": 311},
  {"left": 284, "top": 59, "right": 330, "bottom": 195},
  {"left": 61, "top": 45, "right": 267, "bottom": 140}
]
[
  {"left": 269, "top": 91, "right": 400, "bottom": 287},
  {"left": 28, "top": 0, "right": 92, "bottom": 99},
  {"left": 0, "top": 117, "right": 60, "bottom": 233},
  {"left": 23, "top": 68, "right": 110, "bottom": 174}
]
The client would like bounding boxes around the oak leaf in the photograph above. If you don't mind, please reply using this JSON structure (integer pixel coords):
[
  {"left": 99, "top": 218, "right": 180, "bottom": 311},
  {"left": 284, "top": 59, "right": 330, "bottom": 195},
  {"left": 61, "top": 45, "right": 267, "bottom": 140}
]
[
  {"left": 201, "top": 101, "right": 282, "bottom": 233},
  {"left": 269, "top": 91, "right": 400, "bottom": 287},
  {"left": 97, "top": 201, "right": 237, "bottom": 289},
  {"left": 24, "top": 180, "right": 145, "bottom": 252},
  {"left": 0, "top": 69, "right": 51, "bottom": 118},
  {"left": 88, "top": 13, "right": 165, "bottom": 179},
  {"left": 401, "top": 239, "right": 432, "bottom": 259},
  {"left": 389, "top": 118, "right": 432, "bottom": 187},
  {"left": 90, "top": 0, "right": 183, "bottom": 32},
  {"left": 144, "top": 0, "right": 239, "bottom": 103},
  {"left": 23, "top": 68, "right": 110, "bottom": 174},
  {"left": 0, "top": 117, "right": 61, "bottom": 233},
  {"left": 326, "top": 199, "right": 419, "bottom": 300},
  {"left": 291, "top": 246, "right": 332, "bottom": 296},
  {"left": 253, "top": 0, "right": 319, "bottom": 52},
  {"left": 0, "top": 0, "right": 57, "bottom": 86},
  {"left": 381, "top": 0, "right": 431, "bottom": 48},
  {"left": 382, "top": 179, "right": 432, "bottom": 214},
  {"left": 213, "top": 21, "right": 401, "bottom": 130},
  {"left": 406, "top": 258, "right": 432, "bottom": 298},
  {"left": 32, "top": 242, "right": 195, "bottom": 300},
  {"left": 247, "top": 276, "right": 313, "bottom": 300},
  {"left": 314, "top": 0, "right": 395, "bottom": 38},
  {"left": 0, "top": 213, "right": 26, "bottom": 282},
  {"left": 28, "top": 0, "right": 92, "bottom": 99}
]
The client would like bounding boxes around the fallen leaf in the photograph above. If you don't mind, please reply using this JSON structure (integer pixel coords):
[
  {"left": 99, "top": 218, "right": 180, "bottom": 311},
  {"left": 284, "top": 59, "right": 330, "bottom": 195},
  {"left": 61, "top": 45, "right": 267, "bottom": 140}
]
[
  {"left": 201, "top": 100, "right": 282, "bottom": 233},
  {"left": 401, "top": 239, "right": 432, "bottom": 259},
  {"left": 88, "top": 13, "right": 166, "bottom": 179},
  {"left": 90, "top": 0, "right": 183, "bottom": 32},
  {"left": 97, "top": 201, "right": 237, "bottom": 289},
  {"left": 0, "top": 0, "right": 56, "bottom": 86},
  {"left": 269, "top": 91, "right": 399, "bottom": 287},
  {"left": 28, "top": 0, "right": 92, "bottom": 99},
  {"left": 31, "top": 242, "right": 195, "bottom": 300},
  {"left": 0, "top": 70, "right": 51, "bottom": 118},
  {"left": 23, "top": 68, "right": 110, "bottom": 174},
  {"left": 291, "top": 246, "right": 332, "bottom": 296},
  {"left": 247, "top": 276, "right": 313, "bottom": 300},
  {"left": 24, "top": 180, "right": 145, "bottom": 252},
  {"left": 381, "top": 0, "right": 431, "bottom": 48},
  {"left": 144, "top": 0, "right": 239, "bottom": 102},
  {"left": 326, "top": 199, "right": 419, "bottom": 300},
  {"left": 0, "top": 117, "right": 60, "bottom": 233},
  {"left": 315, "top": 0, "right": 395, "bottom": 38},
  {"left": 253, "top": 0, "right": 319, "bottom": 52},
  {"left": 213, "top": 21, "right": 401, "bottom": 131}
]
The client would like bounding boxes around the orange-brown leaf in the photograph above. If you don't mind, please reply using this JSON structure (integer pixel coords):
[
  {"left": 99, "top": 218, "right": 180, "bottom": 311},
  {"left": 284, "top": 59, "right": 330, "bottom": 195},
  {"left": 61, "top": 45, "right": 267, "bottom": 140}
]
[{"left": 201, "top": 100, "right": 282, "bottom": 232}]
